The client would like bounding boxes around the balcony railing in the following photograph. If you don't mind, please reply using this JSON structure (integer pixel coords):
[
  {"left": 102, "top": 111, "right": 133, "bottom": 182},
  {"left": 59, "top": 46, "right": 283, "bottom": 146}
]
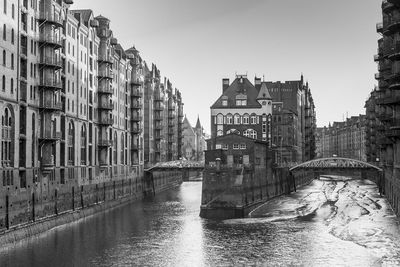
[
  {"left": 131, "top": 89, "right": 142, "bottom": 97},
  {"left": 98, "top": 139, "right": 113, "bottom": 147},
  {"left": 20, "top": 45, "right": 27, "bottom": 58},
  {"left": 39, "top": 131, "right": 62, "bottom": 141},
  {"left": 40, "top": 100, "right": 63, "bottom": 111},
  {"left": 38, "top": 79, "right": 62, "bottom": 90},
  {"left": 131, "top": 102, "right": 142, "bottom": 109},
  {"left": 131, "top": 114, "right": 141, "bottom": 121},
  {"left": 98, "top": 84, "right": 113, "bottom": 94},
  {"left": 98, "top": 102, "right": 113, "bottom": 110},
  {"left": 98, "top": 70, "right": 113, "bottom": 79},
  {"left": 131, "top": 127, "right": 142, "bottom": 134},
  {"left": 98, "top": 55, "right": 113, "bottom": 64},
  {"left": 377, "top": 22, "right": 384, "bottom": 33},
  {"left": 39, "top": 57, "right": 63, "bottom": 68},
  {"left": 38, "top": 35, "right": 63, "bottom": 47},
  {"left": 37, "top": 13, "right": 64, "bottom": 27},
  {"left": 98, "top": 117, "right": 114, "bottom": 125}
]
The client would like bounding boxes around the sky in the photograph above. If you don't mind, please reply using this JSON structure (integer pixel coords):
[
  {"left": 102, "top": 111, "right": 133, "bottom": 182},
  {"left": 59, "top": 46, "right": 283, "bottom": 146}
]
[{"left": 73, "top": 0, "right": 381, "bottom": 133}]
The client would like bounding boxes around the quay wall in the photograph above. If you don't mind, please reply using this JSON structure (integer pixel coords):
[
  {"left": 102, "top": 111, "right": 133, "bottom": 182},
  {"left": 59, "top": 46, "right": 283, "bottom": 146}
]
[
  {"left": 200, "top": 166, "right": 313, "bottom": 219},
  {"left": 0, "top": 169, "right": 182, "bottom": 245}
]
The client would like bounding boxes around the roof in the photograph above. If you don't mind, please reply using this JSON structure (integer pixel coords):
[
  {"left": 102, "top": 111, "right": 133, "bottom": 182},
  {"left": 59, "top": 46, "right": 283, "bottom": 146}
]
[
  {"left": 195, "top": 116, "right": 202, "bottom": 129},
  {"left": 70, "top": 9, "right": 93, "bottom": 27},
  {"left": 257, "top": 82, "right": 272, "bottom": 100},
  {"left": 211, "top": 77, "right": 262, "bottom": 109},
  {"left": 183, "top": 116, "right": 196, "bottom": 136}
]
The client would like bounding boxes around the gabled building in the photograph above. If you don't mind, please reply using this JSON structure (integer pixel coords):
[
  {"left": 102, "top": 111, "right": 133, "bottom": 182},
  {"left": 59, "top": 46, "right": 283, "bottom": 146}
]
[
  {"left": 210, "top": 75, "right": 273, "bottom": 148},
  {"left": 182, "top": 116, "right": 206, "bottom": 161}
]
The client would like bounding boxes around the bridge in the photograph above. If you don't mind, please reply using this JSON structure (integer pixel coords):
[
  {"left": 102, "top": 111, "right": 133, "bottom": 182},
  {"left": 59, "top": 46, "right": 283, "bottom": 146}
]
[{"left": 288, "top": 157, "right": 384, "bottom": 194}]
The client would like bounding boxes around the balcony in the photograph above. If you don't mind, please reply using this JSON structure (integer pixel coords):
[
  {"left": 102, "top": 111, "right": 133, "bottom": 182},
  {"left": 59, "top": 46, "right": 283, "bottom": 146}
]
[
  {"left": 388, "top": 42, "right": 400, "bottom": 60},
  {"left": 378, "top": 136, "right": 393, "bottom": 146},
  {"left": 131, "top": 127, "right": 141, "bottom": 134},
  {"left": 98, "top": 84, "right": 113, "bottom": 94},
  {"left": 379, "top": 80, "right": 389, "bottom": 89},
  {"left": 98, "top": 102, "right": 113, "bottom": 110},
  {"left": 98, "top": 117, "right": 114, "bottom": 125},
  {"left": 388, "top": 0, "right": 400, "bottom": 5},
  {"left": 131, "top": 89, "right": 142, "bottom": 97},
  {"left": 38, "top": 57, "right": 63, "bottom": 69},
  {"left": 38, "top": 79, "right": 62, "bottom": 90},
  {"left": 377, "top": 22, "right": 383, "bottom": 33},
  {"left": 37, "top": 13, "right": 64, "bottom": 28},
  {"left": 38, "top": 35, "right": 63, "bottom": 48},
  {"left": 130, "top": 78, "right": 141, "bottom": 86},
  {"left": 131, "top": 144, "right": 142, "bottom": 151},
  {"left": 168, "top": 130, "right": 175, "bottom": 135},
  {"left": 154, "top": 114, "right": 162, "bottom": 121},
  {"left": 377, "top": 113, "right": 394, "bottom": 122},
  {"left": 385, "top": 16, "right": 400, "bottom": 35},
  {"left": 379, "top": 61, "right": 391, "bottom": 71},
  {"left": 98, "top": 139, "right": 112, "bottom": 147},
  {"left": 20, "top": 45, "right": 27, "bottom": 59},
  {"left": 39, "top": 131, "right": 62, "bottom": 141},
  {"left": 40, "top": 100, "right": 62, "bottom": 111},
  {"left": 375, "top": 73, "right": 384, "bottom": 80},
  {"left": 98, "top": 55, "right": 113, "bottom": 64},
  {"left": 131, "top": 114, "right": 141, "bottom": 122},
  {"left": 376, "top": 94, "right": 400, "bottom": 105},
  {"left": 154, "top": 124, "right": 163, "bottom": 130},
  {"left": 131, "top": 102, "right": 142, "bottom": 109},
  {"left": 154, "top": 95, "right": 163, "bottom": 102},
  {"left": 98, "top": 70, "right": 113, "bottom": 80}
]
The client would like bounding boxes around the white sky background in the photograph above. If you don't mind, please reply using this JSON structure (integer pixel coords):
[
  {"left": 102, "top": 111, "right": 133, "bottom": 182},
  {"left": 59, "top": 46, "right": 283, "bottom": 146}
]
[{"left": 73, "top": 0, "right": 381, "bottom": 133}]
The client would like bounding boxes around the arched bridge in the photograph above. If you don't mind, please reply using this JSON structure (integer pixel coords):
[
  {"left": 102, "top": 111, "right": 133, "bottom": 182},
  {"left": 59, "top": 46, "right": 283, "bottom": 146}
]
[{"left": 289, "top": 157, "right": 382, "bottom": 172}]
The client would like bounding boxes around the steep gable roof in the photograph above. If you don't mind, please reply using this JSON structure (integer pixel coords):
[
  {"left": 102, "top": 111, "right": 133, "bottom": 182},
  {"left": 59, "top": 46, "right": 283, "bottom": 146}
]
[
  {"left": 211, "top": 77, "right": 262, "bottom": 109},
  {"left": 257, "top": 82, "right": 272, "bottom": 100}
]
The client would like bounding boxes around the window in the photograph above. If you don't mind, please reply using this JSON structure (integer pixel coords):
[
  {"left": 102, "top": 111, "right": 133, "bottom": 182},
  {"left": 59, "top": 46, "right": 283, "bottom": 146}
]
[
  {"left": 68, "top": 122, "right": 75, "bottom": 165},
  {"left": 233, "top": 144, "right": 240, "bottom": 150},
  {"left": 121, "top": 134, "right": 124, "bottom": 164},
  {"left": 11, "top": 3, "right": 14, "bottom": 18},
  {"left": 226, "top": 129, "right": 240, "bottom": 135},
  {"left": 10, "top": 53, "right": 13, "bottom": 69},
  {"left": 81, "top": 125, "right": 86, "bottom": 165},
  {"left": 216, "top": 114, "right": 223, "bottom": 124},
  {"left": 113, "top": 131, "right": 117, "bottom": 164},
  {"left": 10, "top": 78, "right": 13, "bottom": 93},
  {"left": 243, "top": 129, "right": 257, "bottom": 139},
  {"left": 1, "top": 75, "right": 4, "bottom": 91},
  {"left": 216, "top": 143, "right": 222, "bottom": 149},
  {"left": 2, "top": 50, "right": 5, "bottom": 65},
  {"left": 3, "top": 0, "right": 6, "bottom": 14},
  {"left": 234, "top": 114, "right": 241, "bottom": 124},
  {"left": 2, "top": 107, "right": 14, "bottom": 167},
  {"left": 222, "top": 100, "right": 227, "bottom": 106},
  {"left": 222, "top": 144, "right": 228, "bottom": 150},
  {"left": 31, "top": 114, "right": 35, "bottom": 167},
  {"left": 250, "top": 115, "right": 257, "bottom": 124},
  {"left": 217, "top": 130, "right": 223, "bottom": 136},
  {"left": 240, "top": 143, "right": 246, "bottom": 150},
  {"left": 243, "top": 114, "right": 249, "bottom": 124},
  {"left": 11, "top": 28, "right": 14, "bottom": 44},
  {"left": 3, "top": 24, "right": 6, "bottom": 40},
  {"left": 226, "top": 114, "right": 233, "bottom": 124}
]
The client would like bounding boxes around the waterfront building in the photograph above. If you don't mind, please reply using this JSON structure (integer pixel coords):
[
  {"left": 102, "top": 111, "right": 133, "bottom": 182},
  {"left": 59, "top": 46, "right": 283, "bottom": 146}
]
[
  {"left": 373, "top": 0, "right": 400, "bottom": 215},
  {"left": 264, "top": 75, "right": 316, "bottom": 162},
  {"left": 365, "top": 89, "right": 381, "bottom": 164},
  {"left": 209, "top": 74, "right": 316, "bottom": 164},
  {"left": 0, "top": 0, "right": 184, "bottom": 221},
  {"left": 142, "top": 64, "right": 184, "bottom": 168},
  {"left": 181, "top": 116, "right": 207, "bottom": 161},
  {"left": 316, "top": 115, "right": 367, "bottom": 161}
]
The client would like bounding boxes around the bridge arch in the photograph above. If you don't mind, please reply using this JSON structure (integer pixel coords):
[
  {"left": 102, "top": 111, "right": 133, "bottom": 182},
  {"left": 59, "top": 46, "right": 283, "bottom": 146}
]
[{"left": 289, "top": 157, "right": 382, "bottom": 172}]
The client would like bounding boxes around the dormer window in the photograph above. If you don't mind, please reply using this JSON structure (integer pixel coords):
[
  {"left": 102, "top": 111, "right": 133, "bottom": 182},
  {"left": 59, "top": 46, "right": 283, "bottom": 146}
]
[
  {"left": 221, "top": 96, "right": 228, "bottom": 106},
  {"left": 236, "top": 94, "right": 247, "bottom": 106}
]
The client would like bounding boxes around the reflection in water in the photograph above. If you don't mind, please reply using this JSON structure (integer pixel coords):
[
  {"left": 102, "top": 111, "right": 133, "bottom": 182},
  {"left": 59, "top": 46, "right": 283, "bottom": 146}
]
[{"left": 0, "top": 178, "right": 400, "bottom": 266}]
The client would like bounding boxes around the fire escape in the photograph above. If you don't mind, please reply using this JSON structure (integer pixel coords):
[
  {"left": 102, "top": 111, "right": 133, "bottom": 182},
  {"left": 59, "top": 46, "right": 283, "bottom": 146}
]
[{"left": 37, "top": 6, "right": 64, "bottom": 172}]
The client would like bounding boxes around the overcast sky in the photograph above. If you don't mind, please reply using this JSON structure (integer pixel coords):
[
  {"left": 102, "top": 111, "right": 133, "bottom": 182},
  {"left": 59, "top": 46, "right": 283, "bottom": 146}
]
[{"left": 73, "top": 0, "right": 381, "bottom": 133}]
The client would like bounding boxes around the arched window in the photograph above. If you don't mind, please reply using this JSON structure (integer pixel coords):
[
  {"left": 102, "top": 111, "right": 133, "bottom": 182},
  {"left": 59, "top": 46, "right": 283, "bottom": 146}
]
[
  {"left": 2, "top": 107, "right": 14, "bottom": 166},
  {"left": 11, "top": 4, "right": 14, "bottom": 19},
  {"left": 10, "top": 78, "right": 13, "bottom": 93},
  {"left": 2, "top": 50, "right": 5, "bottom": 66},
  {"left": 68, "top": 122, "right": 75, "bottom": 165},
  {"left": 3, "top": 24, "right": 6, "bottom": 41},
  {"left": 234, "top": 114, "right": 241, "bottom": 124},
  {"left": 226, "top": 114, "right": 233, "bottom": 125},
  {"left": 1, "top": 75, "right": 5, "bottom": 91},
  {"left": 113, "top": 131, "right": 117, "bottom": 164},
  {"left": 81, "top": 124, "right": 86, "bottom": 165},
  {"left": 226, "top": 129, "right": 240, "bottom": 135},
  {"left": 243, "top": 129, "right": 257, "bottom": 139},
  {"left": 250, "top": 115, "right": 257, "bottom": 124},
  {"left": 217, "top": 130, "right": 223, "bottom": 137},
  {"left": 31, "top": 113, "right": 35, "bottom": 167},
  {"left": 243, "top": 113, "right": 249, "bottom": 124},
  {"left": 121, "top": 134, "right": 124, "bottom": 165},
  {"left": 10, "top": 53, "right": 13, "bottom": 69},
  {"left": 216, "top": 114, "right": 223, "bottom": 124}
]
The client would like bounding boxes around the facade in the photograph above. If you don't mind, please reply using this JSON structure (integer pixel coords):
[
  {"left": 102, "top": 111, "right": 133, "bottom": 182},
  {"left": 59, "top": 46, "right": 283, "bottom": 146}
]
[
  {"left": 316, "top": 115, "right": 367, "bottom": 161},
  {"left": 142, "top": 64, "right": 184, "bottom": 168},
  {"left": 0, "top": 0, "right": 183, "bottom": 203},
  {"left": 181, "top": 116, "right": 206, "bottom": 161},
  {"left": 265, "top": 75, "right": 316, "bottom": 162},
  {"left": 365, "top": 89, "right": 381, "bottom": 164},
  {"left": 210, "top": 75, "right": 273, "bottom": 149},
  {"left": 209, "top": 74, "right": 316, "bottom": 164}
]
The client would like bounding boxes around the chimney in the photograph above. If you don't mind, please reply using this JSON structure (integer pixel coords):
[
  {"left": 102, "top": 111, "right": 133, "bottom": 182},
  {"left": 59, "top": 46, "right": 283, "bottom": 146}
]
[
  {"left": 222, "top": 78, "right": 230, "bottom": 93},
  {"left": 254, "top": 77, "right": 261, "bottom": 90}
]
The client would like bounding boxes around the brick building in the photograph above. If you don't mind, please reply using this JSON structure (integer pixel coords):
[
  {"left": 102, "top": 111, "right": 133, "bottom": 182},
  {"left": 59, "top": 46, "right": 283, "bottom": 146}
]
[
  {"left": 182, "top": 116, "right": 206, "bottom": 161},
  {"left": 0, "top": 0, "right": 183, "bottom": 196}
]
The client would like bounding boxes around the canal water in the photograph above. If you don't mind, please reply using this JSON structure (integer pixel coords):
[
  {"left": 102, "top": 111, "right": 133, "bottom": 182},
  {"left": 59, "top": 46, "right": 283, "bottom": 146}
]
[{"left": 1, "top": 177, "right": 400, "bottom": 266}]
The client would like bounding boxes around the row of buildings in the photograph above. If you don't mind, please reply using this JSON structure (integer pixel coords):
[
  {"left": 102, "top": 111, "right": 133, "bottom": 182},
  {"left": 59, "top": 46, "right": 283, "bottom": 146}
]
[
  {"left": 366, "top": 0, "right": 400, "bottom": 215},
  {"left": 208, "top": 74, "right": 316, "bottom": 165},
  {"left": 315, "top": 116, "right": 367, "bottom": 161},
  {"left": 0, "top": 0, "right": 184, "bottom": 191}
]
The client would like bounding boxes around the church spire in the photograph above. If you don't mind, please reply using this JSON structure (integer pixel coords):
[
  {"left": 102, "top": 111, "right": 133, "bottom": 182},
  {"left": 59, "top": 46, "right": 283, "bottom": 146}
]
[{"left": 195, "top": 115, "right": 201, "bottom": 129}]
